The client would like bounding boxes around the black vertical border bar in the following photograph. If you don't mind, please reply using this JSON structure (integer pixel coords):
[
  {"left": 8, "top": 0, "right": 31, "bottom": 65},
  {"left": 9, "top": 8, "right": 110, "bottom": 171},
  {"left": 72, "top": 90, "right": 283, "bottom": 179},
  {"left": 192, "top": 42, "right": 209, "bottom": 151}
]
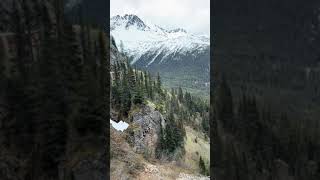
[
  {"left": 104, "top": 0, "right": 111, "bottom": 179},
  {"left": 210, "top": 0, "right": 215, "bottom": 179},
  {"left": 106, "top": 0, "right": 111, "bottom": 179}
]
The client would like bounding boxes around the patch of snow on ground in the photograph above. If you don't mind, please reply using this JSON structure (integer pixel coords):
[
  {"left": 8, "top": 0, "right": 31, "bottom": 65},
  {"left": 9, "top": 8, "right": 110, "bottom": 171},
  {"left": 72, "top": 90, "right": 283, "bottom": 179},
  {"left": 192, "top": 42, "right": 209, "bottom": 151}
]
[{"left": 110, "top": 119, "right": 129, "bottom": 132}]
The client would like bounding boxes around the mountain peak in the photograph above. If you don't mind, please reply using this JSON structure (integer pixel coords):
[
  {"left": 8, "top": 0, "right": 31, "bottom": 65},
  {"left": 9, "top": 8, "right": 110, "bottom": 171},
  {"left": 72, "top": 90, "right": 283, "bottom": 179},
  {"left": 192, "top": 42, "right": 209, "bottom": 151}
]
[
  {"left": 111, "top": 14, "right": 147, "bottom": 30},
  {"left": 111, "top": 14, "right": 191, "bottom": 35},
  {"left": 123, "top": 14, "right": 140, "bottom": 20},
  {"left": 168, "top": 28, "right": 187, "bottom": 33}
]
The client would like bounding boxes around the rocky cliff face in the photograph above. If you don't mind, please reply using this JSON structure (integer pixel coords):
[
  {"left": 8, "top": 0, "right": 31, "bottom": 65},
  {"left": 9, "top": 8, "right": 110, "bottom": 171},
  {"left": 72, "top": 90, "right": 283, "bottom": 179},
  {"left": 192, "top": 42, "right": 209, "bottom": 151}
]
[
  {"left": 110, "top": 36, "right": 125, "bottom": 66},
  {"left": 128, "top": 105, "right": 165, "bottom": 158}
]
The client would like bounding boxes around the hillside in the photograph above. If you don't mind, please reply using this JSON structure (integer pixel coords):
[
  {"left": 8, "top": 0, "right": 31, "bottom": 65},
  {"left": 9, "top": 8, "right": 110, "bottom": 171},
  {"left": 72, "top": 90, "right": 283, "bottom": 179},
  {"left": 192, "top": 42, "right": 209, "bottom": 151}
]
[
  {"left": 110, "top": 36, "right": 210, "bottom": 179},
  {"left": 111, "top": 124, "right": 210, "bottom": 180}
]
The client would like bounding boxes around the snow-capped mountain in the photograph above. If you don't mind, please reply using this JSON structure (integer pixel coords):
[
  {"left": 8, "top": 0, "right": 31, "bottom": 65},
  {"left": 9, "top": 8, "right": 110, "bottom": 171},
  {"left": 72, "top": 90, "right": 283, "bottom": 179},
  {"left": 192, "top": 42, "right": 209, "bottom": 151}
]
[
  {"left": 110, "top": 14, "right": 209, "bottom": 66},
  {"left": 110, "top": 14, "right": 210, "bottom": 96}
]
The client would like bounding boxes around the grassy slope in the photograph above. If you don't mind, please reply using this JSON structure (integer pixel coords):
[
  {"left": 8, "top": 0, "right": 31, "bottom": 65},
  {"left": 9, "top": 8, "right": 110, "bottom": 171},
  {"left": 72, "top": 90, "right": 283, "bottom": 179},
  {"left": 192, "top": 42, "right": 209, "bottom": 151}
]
[
  {"left": 110, "top": 123, "right": 210, "bottom": 180},
  {"left": 183, "top": 126, "right": 210, "bottom": 172}
]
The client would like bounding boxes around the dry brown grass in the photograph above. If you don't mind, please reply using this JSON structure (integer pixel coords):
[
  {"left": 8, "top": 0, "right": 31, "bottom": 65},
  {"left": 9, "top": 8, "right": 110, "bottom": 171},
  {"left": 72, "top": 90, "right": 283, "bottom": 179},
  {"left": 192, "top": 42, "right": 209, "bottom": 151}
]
[{"left": 183, "top": 126, "right": 210, "bottom": 172}]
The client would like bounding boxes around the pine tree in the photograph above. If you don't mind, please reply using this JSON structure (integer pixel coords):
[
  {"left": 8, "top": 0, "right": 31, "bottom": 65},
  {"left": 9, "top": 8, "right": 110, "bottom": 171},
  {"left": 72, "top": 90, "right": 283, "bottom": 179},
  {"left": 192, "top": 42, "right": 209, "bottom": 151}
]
[
  {"left": 128, "top": 64, "right": 136, "bottom": 89},
  {"left": 144, "top": 71, "right": 149, "bottom": 97},
  {"left": 184, "top": 92, "right": 192, "bottom": 110},
  {"left": 157, "top": 72, "right": 161, "bottom": 90},
  {"left": 36, "top": 5, "right": 67, "bottom": 176},
  {"left": 148, "top": 72, "right": 154, "bottom": 99},
  {"left": 156, "top": 125, "right": 166, "bottom": 159},
  {"left": 215, "top": 76, "right": 233, "bottom": 131},
  {"left": 133, "top": 85, "right": 144, "bottom": 104},
  {"left": 178, "top": 87, "right": 184, "bottom": 103},
  {"left": 199, "top": 156, "right": 206, "bottom": 175},
  {"left": 97, "top": 30, "right": 108, "bottom": 140},
  {"left": 98, "top": 31, "right": 108, "bottom": 98},
  {"left": 163, "top": 111, "right": 184, "bottom": 154},
  {"left": 120, "top": 72, "right": 131, "bottom": 116}
]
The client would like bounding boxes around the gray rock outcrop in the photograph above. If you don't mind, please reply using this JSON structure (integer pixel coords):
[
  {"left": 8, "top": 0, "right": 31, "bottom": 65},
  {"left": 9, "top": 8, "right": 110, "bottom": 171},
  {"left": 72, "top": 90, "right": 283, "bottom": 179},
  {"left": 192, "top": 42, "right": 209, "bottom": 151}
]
[{"left": 130, "top": 105, "right": 165, "bottom": 158}]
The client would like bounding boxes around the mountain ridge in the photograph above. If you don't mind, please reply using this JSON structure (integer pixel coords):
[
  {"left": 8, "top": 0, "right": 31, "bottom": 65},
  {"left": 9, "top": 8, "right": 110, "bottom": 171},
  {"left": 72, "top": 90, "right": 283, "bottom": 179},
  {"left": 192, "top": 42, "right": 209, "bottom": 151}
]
[
  {"left": 110, "top": 14, "right": 210, "bottom": 96},
  {"left": 110, "top": 14, "right": 209, "bottom": 66}
]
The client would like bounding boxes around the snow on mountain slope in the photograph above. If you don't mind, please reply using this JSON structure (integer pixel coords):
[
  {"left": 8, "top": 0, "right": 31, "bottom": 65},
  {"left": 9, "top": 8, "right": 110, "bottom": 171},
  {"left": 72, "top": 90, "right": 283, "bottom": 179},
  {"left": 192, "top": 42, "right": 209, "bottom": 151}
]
[{"left": 110, "top": 14, "right": 209, "bottom": 66}]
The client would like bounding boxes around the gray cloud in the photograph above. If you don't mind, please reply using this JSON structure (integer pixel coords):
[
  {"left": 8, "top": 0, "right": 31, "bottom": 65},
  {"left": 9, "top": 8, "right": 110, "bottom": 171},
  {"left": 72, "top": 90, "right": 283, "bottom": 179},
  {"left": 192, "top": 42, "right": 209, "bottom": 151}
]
[{"left": 111, "top": 0, "right": 210, "bottom": 36}]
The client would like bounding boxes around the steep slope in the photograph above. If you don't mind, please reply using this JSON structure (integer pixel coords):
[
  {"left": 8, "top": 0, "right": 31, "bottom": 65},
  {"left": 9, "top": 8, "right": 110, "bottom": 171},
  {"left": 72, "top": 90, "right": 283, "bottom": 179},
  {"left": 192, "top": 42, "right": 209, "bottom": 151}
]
[
  {"left": 111, "top": 121, "right": 210, "bottom": 180},
  {"left": 110, "top": 104, "right": 210, "bottom": 180},
  {"left": 110, "top": 36, "right": 210, "bottom": 179},
  {"left": 110, "top": 14, "right": 210, "bottom": 96}
]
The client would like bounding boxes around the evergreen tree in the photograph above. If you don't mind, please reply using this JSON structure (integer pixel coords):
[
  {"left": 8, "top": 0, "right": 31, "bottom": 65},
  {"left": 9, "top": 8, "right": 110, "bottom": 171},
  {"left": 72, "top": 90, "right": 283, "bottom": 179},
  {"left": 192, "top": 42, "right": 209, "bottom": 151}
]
[
  {"left": 184, "top": 92, "right": 193, "bottom": 111},
  {"left": 36, "top": 5, "right": 67, "bottom": 176},
  {"left": 157, "top": 72, "right": 162, "bottom": 93},
  {"left": 215, "top": 76, "right": 233, "bottom": 131},
  {"left": 144, "top": 71, "right": 149, "bottom": 97},
  {"left": 148, "top": 72, "right": 154, "bottom": 99},
  {"left": 112, "top": 62, "right": 121, "bottom": 109},
  {"left": 98, "top": 31, "right": 108, "bottom": 98},
  {"left": 156, "top": 125, "right": 166, "bottom": 159},
  {"left": 133, "top": 85, "right": 144, "bottom": 104},
  {"left": 178, "top": 87, "right": 184, "bottom": 103},
  {"left": 199, "top": 156, "right": 207, "bottom": 175},
  {"left": 163, "top": 111, "right": 184, "bottom": 154},
  {"left": 128, "top": 64, "right": 136, "bottom": 89},
  {"left": 120, "top": 73, "right": 131, "bottom": 116}
]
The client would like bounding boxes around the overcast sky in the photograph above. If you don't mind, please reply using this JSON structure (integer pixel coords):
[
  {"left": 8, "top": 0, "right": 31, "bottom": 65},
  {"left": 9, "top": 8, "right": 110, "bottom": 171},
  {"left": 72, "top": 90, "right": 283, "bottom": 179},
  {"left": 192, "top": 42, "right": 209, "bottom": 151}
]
[{"left": 110, "top": 0, "right": 210, "bottom": 36}]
